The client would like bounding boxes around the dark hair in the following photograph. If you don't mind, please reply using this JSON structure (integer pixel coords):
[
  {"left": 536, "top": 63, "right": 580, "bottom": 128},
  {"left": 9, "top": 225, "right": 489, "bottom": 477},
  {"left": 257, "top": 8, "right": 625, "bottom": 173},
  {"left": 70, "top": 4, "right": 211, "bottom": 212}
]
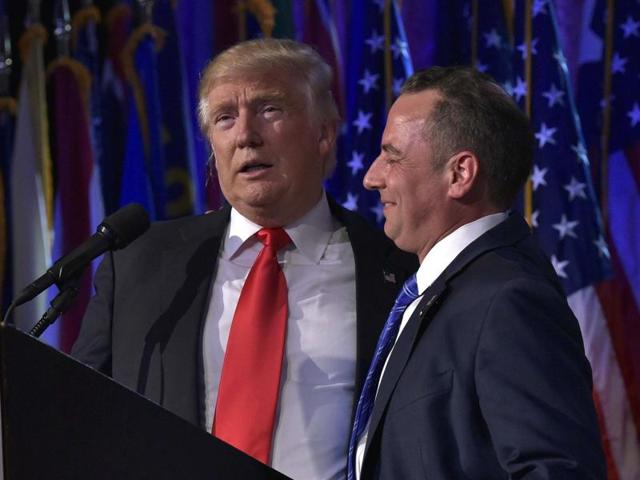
[{"left": 401, "top": 66, "right": 534, "bottom": 209}]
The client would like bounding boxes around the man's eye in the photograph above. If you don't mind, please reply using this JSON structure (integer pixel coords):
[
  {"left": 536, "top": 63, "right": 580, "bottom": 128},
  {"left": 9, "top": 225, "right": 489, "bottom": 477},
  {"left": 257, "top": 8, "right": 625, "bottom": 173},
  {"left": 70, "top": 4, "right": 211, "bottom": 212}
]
[
  {"left": 214, "top": 114, "right": 234, "bottom": 126},
  {"left": 262, "top": 105, "right": 282, "bottom": 117}
]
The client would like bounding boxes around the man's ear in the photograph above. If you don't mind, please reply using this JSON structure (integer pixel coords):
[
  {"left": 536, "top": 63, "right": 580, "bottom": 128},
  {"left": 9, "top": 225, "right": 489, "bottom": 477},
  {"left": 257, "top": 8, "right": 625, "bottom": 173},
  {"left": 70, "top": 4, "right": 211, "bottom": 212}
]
[
  {"left": 447, "top": 151, "right": 480, "bottom": 199},
  {"left": 318, "top": 119, "right": 338, "bottom": 157}
]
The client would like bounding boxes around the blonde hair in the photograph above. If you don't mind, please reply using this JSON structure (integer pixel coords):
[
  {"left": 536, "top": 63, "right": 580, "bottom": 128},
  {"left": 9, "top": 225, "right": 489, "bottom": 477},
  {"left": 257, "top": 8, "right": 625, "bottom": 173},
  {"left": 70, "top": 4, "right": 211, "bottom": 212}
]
[{"left": 198, "top": 38, "right": 340, "bottom": 176}]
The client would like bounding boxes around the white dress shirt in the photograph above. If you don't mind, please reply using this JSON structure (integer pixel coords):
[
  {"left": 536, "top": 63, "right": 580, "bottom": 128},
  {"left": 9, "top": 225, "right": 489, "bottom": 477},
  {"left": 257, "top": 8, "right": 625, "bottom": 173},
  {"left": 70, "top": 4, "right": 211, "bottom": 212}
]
[
  {"left": 355, "top": 212, "right": 508, "bottom": 479},
  {"left": 203, "top": 193, "right": 357, "bottom": 480}
]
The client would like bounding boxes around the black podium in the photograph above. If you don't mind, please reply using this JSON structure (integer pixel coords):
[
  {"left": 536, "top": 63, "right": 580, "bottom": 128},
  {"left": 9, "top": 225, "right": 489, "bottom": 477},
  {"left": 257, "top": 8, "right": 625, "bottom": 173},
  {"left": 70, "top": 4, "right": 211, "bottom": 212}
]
[{"left": 0, "top": 324, "right": 290, "bottom": 479}]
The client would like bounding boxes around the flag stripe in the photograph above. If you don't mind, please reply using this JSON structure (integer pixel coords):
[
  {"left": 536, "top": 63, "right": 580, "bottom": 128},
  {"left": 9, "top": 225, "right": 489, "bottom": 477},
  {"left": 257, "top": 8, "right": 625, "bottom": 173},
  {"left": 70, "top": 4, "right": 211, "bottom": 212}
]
[
  {"left": 593, "top": 391, "right": 621, "bottom": 480},
  {"left": 596, "top": 244, "right": 640, "bottom": 433},
  {"left": 569, "top": 286, "right": 640, "bottom": 479},
  {"left": 608, "top": 150, "right": 640, "bottom": 307}
]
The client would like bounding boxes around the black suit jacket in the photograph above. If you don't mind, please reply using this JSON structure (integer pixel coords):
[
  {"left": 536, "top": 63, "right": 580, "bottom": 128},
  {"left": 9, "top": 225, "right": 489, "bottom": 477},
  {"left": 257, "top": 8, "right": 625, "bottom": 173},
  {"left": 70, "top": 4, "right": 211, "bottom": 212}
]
[
  {"left": 72, "top": 200, "right": 417, "bottom": 430},
  {"left": 360, "top": 213, "right": 605, "bottom": 480}
]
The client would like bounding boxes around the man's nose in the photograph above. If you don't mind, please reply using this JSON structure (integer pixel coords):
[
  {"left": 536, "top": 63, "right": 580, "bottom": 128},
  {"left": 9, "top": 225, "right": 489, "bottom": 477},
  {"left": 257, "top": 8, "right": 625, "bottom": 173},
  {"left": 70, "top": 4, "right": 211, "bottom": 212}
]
[
  {"left": 235, "top": 112, "right": 263, "bottom": 148},
  {"left": 363, "top": 156, "right": 384, "bottom": 190}
]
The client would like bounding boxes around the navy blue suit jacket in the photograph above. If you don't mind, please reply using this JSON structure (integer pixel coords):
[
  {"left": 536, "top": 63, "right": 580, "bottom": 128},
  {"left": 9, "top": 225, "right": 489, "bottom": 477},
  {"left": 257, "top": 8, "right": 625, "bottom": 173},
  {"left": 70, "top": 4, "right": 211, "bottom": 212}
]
[
  {"left": 72, "top": 200, "right": 417, "bottom": 431},
  {"left": 360, "top": 213, "right": 605, "bottom": 479}
]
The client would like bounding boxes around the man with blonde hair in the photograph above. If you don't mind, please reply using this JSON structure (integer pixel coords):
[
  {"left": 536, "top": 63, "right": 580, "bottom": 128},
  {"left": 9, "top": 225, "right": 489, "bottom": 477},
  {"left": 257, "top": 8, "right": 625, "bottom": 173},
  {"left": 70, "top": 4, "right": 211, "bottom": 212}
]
[{"left": 73, "top": 38, "right": 416, "bottom": 480}]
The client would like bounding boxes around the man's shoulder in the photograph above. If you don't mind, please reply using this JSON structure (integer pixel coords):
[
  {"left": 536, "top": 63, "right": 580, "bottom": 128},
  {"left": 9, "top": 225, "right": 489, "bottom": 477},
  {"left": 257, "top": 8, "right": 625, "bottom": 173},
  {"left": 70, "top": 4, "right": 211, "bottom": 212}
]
[
  {"left": 334, "top": 205, "right": 385, "bottom": 239},
  {"left": 328, "top": 195, "right": 383, "bottom": 238},
  {"left": 119, "top": 207, "right": 231, "bottom": 254}
]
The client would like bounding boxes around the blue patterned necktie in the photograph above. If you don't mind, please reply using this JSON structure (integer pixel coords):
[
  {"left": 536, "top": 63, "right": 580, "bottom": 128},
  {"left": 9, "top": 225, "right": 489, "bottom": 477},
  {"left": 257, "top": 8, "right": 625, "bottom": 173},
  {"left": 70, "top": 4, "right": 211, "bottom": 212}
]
[{"left": 347, "top": 274, "right": 419, "bottom": 480}]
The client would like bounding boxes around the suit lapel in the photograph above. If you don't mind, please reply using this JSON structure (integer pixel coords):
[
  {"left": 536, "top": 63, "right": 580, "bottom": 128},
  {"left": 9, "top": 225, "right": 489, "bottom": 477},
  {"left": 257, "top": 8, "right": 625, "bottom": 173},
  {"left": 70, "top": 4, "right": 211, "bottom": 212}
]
[
  {"left": 349, "top": 219, "right": 393, "bottom": 399},
  {"left": 364, "top": 279, "right": 447, "bottom": 454},
  {"left": 141, "top": 207, "right": 230, "bottom": 426},
  {"left": 363, "top": 212, "right": 531, "bottom": 455},
  {"left": 328, "top": 198, "right": 410, "bottom": 403}
]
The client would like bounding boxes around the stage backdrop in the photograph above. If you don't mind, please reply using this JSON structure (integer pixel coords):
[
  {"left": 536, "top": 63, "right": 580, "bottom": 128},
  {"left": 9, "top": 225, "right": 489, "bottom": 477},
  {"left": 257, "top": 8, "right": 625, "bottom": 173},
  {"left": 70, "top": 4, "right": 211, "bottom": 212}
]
[{"left": 0, "top": 0, "right": 638, "bottom": 477}]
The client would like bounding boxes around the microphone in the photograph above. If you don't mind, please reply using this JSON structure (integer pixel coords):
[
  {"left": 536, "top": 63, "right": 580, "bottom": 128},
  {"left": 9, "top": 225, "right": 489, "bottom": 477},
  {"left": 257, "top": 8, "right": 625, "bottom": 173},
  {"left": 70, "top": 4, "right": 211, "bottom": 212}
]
[{"left": 11, "top": 203, "right": 150, "bottom": 309}]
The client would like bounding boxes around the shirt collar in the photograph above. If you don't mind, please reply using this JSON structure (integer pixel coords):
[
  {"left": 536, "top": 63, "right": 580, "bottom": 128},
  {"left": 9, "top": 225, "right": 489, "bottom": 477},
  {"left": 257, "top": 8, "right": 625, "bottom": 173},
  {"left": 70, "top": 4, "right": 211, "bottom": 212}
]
[
  {"left": 223, "top": 192, "right": 336, "bottom": 264},
  {"left": 415, "top": 212, "right": 508, "bottom": 294}
]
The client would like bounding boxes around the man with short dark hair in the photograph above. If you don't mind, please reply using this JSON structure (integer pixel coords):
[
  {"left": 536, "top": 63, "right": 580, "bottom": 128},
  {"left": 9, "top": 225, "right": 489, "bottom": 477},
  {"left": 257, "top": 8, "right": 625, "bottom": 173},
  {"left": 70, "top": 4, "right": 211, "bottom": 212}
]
[
  {"left": 350, "top": 66, "right": 605, "bottom": 479},
  {"left": 72, "top": 38, "right": 416, "bottom": 480}
]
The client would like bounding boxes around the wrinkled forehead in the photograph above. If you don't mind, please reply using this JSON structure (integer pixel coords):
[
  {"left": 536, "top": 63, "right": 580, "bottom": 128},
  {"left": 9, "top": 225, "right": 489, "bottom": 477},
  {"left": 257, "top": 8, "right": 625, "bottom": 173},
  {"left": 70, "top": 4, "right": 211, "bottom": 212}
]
[
  {"left": 207, "top": 77, "right": 282, "bottom": 100},
  {"left": 206, "top": 71, "right": 312, "bottom": 106}
]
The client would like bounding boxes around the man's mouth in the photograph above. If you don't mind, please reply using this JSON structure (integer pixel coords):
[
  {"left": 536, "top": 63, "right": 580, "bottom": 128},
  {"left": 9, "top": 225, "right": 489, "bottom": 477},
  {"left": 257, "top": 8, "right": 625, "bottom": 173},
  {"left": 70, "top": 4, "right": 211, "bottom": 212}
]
[{"left": 239, "top": 162, "right": 273, "bottom": 173}]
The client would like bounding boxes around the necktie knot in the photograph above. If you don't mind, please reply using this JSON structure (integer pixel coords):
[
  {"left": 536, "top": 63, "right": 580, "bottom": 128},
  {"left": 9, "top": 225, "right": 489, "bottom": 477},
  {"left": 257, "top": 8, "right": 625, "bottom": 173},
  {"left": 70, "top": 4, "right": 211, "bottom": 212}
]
[
  {"left": 257, "top": 227, "right": 291, "bottom": 252},
  {"left": 395, "top": 274, "right": 419, "bottom": 310}
]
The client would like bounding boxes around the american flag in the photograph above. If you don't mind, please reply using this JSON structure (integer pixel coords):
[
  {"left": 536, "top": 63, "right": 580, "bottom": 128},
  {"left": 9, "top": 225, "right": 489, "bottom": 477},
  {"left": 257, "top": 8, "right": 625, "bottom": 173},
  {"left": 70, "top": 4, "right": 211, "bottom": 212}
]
[
  {"left": 473, "top": 0, "right": 513, "bottom": 88},
  {"left": 325, "top": 0, "right": 413, "bottom": 226},
  {"left": 511, "top": 0, "right": 611, "bottom": 293},
  {"left": 478, "top": 0, "right": 639, "bottom": 477},
  {"left": 575, "top": 0, "right": 640, "bottom": 477}
]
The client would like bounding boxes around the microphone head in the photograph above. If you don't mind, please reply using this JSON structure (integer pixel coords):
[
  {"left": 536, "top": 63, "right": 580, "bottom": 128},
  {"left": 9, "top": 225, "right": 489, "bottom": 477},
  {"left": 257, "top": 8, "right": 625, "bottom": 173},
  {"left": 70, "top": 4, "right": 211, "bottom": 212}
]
[{"left": 99, "top": 203, "right": 150, "bottom": 249}]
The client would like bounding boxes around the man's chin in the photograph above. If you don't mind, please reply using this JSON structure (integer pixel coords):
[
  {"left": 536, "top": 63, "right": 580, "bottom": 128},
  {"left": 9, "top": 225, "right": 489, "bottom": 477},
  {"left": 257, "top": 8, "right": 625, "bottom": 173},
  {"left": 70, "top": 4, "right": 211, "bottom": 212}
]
[
  {"left": 383, "top": 224, "right": 413, "bottom": 254},
  {"left": 232, "top": 191, "right": 296, "bottom": 224},
  {"left": 383, "top": 222, "right": 398, "bottom": 243},
  {"left": 236, "top": 185, "right": 283, "bottom": 208}
]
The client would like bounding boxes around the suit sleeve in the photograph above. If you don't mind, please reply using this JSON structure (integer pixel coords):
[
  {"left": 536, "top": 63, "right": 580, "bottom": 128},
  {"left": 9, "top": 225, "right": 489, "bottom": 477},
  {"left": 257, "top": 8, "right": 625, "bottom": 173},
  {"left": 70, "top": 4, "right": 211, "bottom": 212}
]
[
  {"left": 70, "top": 251, "right": 115, "bottom": 374},
  {"left": 475, "top": 276, "right": 606, "bottom": 479}
]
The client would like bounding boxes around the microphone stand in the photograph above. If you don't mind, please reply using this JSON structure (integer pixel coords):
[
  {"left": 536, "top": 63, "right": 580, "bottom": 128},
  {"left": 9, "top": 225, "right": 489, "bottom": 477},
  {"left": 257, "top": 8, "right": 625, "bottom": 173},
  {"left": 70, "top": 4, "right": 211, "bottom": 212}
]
[{"left": 29, "top": 278, "right": 80, "bottom": 338}]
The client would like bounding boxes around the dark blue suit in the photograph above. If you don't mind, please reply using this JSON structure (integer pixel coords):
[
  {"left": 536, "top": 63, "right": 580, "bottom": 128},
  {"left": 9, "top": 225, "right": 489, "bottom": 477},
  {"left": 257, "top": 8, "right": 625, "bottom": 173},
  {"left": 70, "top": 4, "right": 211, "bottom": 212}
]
[{"left": 360, "top": 213, "right": 605, "bottom": 479}]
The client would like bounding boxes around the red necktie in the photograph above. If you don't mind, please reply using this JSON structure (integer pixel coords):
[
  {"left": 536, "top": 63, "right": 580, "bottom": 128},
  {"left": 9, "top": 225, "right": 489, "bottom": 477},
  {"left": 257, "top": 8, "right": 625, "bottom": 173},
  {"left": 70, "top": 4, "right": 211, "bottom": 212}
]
[{"left": 213, "top": 227, "right": 291, "bottom": 464}]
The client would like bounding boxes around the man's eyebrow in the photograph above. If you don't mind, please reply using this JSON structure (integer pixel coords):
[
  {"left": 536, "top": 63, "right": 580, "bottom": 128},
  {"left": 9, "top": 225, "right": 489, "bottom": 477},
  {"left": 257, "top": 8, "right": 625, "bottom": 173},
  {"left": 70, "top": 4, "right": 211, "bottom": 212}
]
[
  {"left": 252, "top": 92, "right": 288, "bottom": 104},
  {"left": 209, "top": 99, "right": 235, "bottom": 114},
  {"left": 209, "top": 92, "right": 289, "bottom": 113}
]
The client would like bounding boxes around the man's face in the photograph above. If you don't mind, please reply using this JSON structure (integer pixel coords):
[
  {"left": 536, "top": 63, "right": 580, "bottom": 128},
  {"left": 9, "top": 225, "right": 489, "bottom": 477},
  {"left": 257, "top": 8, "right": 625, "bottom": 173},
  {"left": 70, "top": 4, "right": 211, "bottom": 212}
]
[
  {"left": 205, "top": 71, "right": 332, "bottom": 226},
  {"left": 363, "top": 89, "right": 451, "bottom": 261}
]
